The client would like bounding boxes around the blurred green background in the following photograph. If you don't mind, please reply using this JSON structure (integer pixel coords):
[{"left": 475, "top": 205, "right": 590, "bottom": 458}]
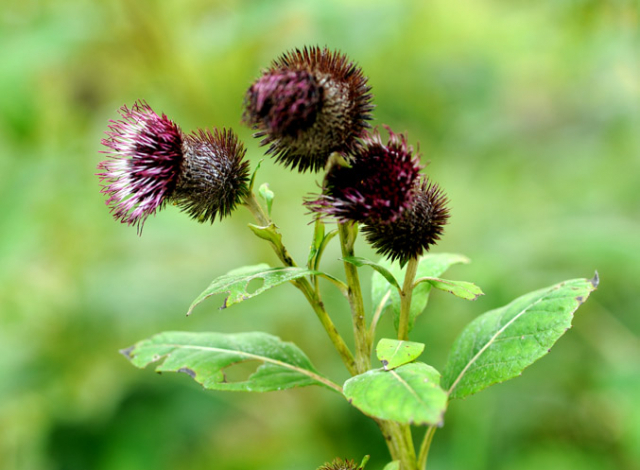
[{"left": 1, "top": 0, "right": 639, "bottom": 469}]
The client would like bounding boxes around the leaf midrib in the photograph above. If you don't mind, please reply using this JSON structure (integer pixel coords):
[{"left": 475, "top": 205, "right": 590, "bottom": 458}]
[
  {"left": 446, "top": 291, "right": 556, "bottom": 396},
  {"left": 153, "top": 343, "right": 343, "bottom": 393}
]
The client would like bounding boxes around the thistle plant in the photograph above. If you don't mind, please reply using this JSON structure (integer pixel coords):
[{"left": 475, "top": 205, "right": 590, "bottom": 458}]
[{"left": 98, "top": 46, "right": 599, "bottom": 470}]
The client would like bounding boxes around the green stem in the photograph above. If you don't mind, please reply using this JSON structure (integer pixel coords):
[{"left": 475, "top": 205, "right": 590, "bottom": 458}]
[
  {"left": 338, "top": 222, "right": 371, "bottom": 374},
  {"left": 398, "top": 257, "right": 419, "bottom": 341},
  {"left": 375, "top": 420, "right": 418, "bottom": 470},
  {"left": 369, "top": 289, "right": 391, "bottom": 349},
  {"left": 242, "top": 192, "right": 357, "bottom": 375},
  {"left": 401, "top": 423, "right": 417, "bottom": 466},
  {"left": 374, "top": 420, "right": 402, "bottom": 464},
  {"left": 417, "top": 426, "right": 437, "bottom": 470},
  {"left": 243, "top": 189, "right": 270, "bottom": 226}
]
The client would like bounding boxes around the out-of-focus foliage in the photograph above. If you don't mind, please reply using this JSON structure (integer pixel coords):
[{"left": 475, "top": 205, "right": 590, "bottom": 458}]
[{"left": 0, "top": 1, "right": 638, "bottom": 469}]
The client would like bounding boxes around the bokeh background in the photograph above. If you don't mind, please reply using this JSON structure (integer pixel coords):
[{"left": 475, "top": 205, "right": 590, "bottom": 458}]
[{"left": 1, "top": 1, "right": 639, "bottom": 469}]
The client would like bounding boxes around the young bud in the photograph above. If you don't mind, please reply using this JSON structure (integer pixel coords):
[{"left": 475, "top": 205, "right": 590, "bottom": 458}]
[
  {"left": 362, "top": 178, "right": 450, "bottom": 264},
  {"left": 243, "top": 46, "right": 374, "bottom": 172},
  {"left": 306, "top": 128, "right": 422, "bottom": 224}
]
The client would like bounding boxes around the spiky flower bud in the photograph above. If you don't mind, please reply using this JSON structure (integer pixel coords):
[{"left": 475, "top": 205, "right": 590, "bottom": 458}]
[
  {"left": 317, "top": 458, "right": 362, "bottom": 470},
  {"left": 171, "top": 128, "right": 250, "bottom": 223},
  {"left": 362, "top": 178, "right": 450, "bottom": 264},
  {"left": 306, "top": 128, "right": 422, "bottom": 224},
  {"left": 98, "top": 101, "right": 184, "bottom": 231},
  {"left": 243, "top": 46, "right": 374, "bottom": 172},
  {"left": 97, "top": 101, "right": 250, "bottom": 232}
]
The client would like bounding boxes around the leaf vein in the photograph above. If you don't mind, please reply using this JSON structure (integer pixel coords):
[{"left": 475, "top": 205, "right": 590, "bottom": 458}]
[{"left": 154, "top": 343, "right": 342, "bottom": 393}]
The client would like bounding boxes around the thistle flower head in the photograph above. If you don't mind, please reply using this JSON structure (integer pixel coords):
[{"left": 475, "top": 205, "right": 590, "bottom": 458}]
[
  {"left": 243, "top": 46, "right": 374, "bottom": 172},
  {"left": 362, "top": 178, "right": 450, "bottom": 264},
  {"left": 97, "top": 100, "right": 184, "bottom": 231},
  {"left": 171, "top": 128, "right": 250, "bottom": 223},
  {"left": 306, "top": 128, "right": 422, "bottom": 224},
  {"left": 317, "top": 458, "right": 362, "bottom": 470}
]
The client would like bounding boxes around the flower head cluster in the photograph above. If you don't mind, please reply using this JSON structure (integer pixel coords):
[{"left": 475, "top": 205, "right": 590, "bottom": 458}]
[
  {"left": 97, "top": 101, "right": 249, "bottom": 232},
  {"left": 307, "top": 128, "right": 422, "bottom": 224},
  {"left": 98, "top": 47, "right": 450, "bottom": 261},
  {"left": 243, "top": 46, "right": 374, "bottom": 172},
  {"left": 362, "top": 178, "right": 450, "bottom": 264}
]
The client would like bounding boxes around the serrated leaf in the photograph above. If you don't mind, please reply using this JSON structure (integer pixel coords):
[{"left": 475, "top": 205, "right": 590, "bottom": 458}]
[
  {"left": 442, "top": 274, "right": 599, "bottom": 400},
  {"left": 376, "top": 338, "right": 425, "bottom": 370},
  {"left": 343, "top": 362, "right": 448, "bottom": 426},
  {"left": 344, "top": 256, "right": 400, "bottom": 290},
  {"left": 188, "top": 264, "right": 317, "bottom": 314},
  {"left": 381, "top": 462, "right": 400, "bottom": 470},
  {"left": 258, "top": 183, "right": 274, "bottom": 216},
  {"left": 371, "top": 253, "right": 470, "bottom": 333},
  {"left": 122, "top": 331, "right": 338, "bottom": 392},
  {"left": 415, "top": 277, "right": 483, "bottom": 301}
]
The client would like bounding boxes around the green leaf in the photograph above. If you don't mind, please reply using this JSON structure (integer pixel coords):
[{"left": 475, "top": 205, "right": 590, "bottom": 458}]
[
  {"left": 248, "top": 222, "right": 282, "bottom": 245},
  {"left": 442, "top": 274, "right": 599, "bottom": 400},
  {"left": 376, "top": 338, "right": 425, "bottom": 370},
  {"left": 258, "top": 183, "right": 274, "bottom": 216},
  {"left": 381, "top": 462, "right": 400, "bottom": 470},
  {"left": 371, "top": 253, "right": 470, "bottom": 333},
  {"left": 344, "top": 256, "right": 400, "bottom": 290},
  {"left": 122, "top": 331, "right": 340, "bottom": 392},
  {"left": 248, "top": 159, "right": 263, "bottom": 191},
  {"left": 307, "top": 219, "right": 324, "bottom": 265},
  {"left": 415, "top": 277, "right": 483, "bottom": 301},
  {"left": 188, "top": 264, "right": 317, "bottom": 314},
  {"left": 314, "top": 228, "right": 338, "bottom": 268},
  {"left": 343, "top": 362, "right": 448, "bottom": 426}
]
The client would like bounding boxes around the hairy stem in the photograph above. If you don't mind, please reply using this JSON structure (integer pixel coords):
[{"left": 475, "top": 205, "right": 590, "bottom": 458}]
[
  {"left": 338, "top": 222, "right": 371, "bottom": 374},
  {"left": 398, "top": 257, "right": 419, "bottom": 341}
]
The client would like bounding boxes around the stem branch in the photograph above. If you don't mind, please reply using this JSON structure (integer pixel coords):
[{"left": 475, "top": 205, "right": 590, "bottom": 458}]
[
  {"left": 338, "top": 222, "right": 371, "bottom": 374},
  {"left": 417, "top": 426, "right": 437, "bottom": 470},
  {"left": 398, "top": 257, "right": 419, "bottom": 341},
  {"left": 242, "top": 192, "right": 357, "bottom": 375}
]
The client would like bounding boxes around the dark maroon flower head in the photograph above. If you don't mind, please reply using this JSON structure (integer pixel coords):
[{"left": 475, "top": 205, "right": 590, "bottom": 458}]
[
  {"left": 171, "top": 128, "right": 250, "bottom": 223},
  {"left": 306, "top": 128, "right": 422, "bottom": 224},
  {"left": 97, "top": 100, "right": 184, "bottom": 232},
  {"left": 243, "top": 46, "right": 374, "bottom": 172},
  {"left": 362, "top": 178, "right": 450, "bottom": 265}
]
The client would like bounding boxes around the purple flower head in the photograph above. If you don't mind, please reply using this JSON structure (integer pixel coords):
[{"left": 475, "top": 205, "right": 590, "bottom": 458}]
[
  {"left": 248, "top": 70, "right": 322, "bottom": 137},
  {"left": 362, "top": 178, "right": 450, "bottom": 265},
  {"left": 97, "top": 101, "right": 184, "bottom": 232},
  {"left": 306, "top": 127, "right": 422, "bottom": 224},
  {"left": 171, "top": 128, "right": 251, "bottom": 223},
  {"left": 243, "top": 46, "right": 374, "bottom": 173}
]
